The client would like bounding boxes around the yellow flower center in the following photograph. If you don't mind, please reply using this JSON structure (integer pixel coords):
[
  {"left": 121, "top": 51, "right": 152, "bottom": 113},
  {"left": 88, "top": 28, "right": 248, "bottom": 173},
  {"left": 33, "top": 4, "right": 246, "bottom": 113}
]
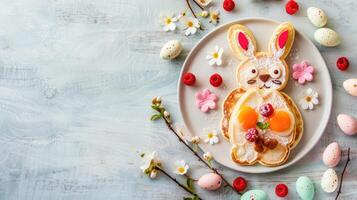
[
  {"left": 211, "top": 13, "right": 218, "bottom": 20},
  {"left": 207, "top": 132, "right": 213, "bottom": 139},
  {"left": 187, "top": 21, "right": 193, "bottom": 27},
  {"left": 178, "top": 167, "right": 185, "bottom": 173},
  {"left": 165, "top": 18, "right": 172, "bottom": 25},
  {"left": 213, "top": 52, "right": 219, "bottom": 59},
  {"left": 305, "top": 96, "right": 312, "bottom": 102}
]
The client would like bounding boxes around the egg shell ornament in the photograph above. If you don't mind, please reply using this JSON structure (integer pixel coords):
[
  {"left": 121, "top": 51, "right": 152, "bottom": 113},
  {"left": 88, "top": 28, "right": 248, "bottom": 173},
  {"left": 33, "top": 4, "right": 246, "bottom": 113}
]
[
  {"left": 296, "top": 176, "right": 315, "bottom": 200},
  {"left": 343, "top": 79, "right": 357, "bottom": 97},
  {"left": 314, "top": 28, "right": 341, "bottom": 47},
  {"left": 307, "top": 7, "right": 328, "bottom": 27},
  {"left": 321, "top": 168, "right": 338, "bottom": 193},
  {"left": 197, "top": 173, "right": 222, "bottom": 191},
  {"left": 241, "top": 190, "right": 268, "bottom": 200},
  {"left": 323, "top": 142, "right": 341, "bottom": 167},
  {"left": 160, "top": 40, "right": 183, "bottom": 60},
  {"left": 337, "top": 114, "right": 357, "bottom": 135}
]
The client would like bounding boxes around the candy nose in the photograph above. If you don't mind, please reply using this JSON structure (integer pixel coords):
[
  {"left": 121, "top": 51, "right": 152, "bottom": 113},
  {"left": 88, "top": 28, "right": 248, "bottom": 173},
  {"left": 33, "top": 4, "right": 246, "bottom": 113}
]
[{"left": 259, "top": 74, "right": 270, "bottom": 82}]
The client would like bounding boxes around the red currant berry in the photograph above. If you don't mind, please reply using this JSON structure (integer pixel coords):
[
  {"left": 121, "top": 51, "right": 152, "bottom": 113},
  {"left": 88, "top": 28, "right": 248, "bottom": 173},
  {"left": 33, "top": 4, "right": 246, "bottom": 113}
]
[
  {"left": 233, "top": 177, "right": 247, "bottom": 192},
  {"left": 209, "top": 73, "right": 223, "bottom": 87},
  {"left": 245, "top": 128, "right": 259, "bottom": 142},
  {"left": 336, "top": 57, "right": 349, "bottom": 71},
  {"left": 259, "top": 103, "right": 274, "bottom": 117},
  {"left": 182, "top": 72, "right": 196, "bottom": 86},
  {"left": 275, "top": 183, "right": 288, "bottom": 197},
  {"left": 285, "top": 0, "right": 299, "bottom": 15},
  {"left": 223, "top": 0, "right": 235, "bottom": 12}
]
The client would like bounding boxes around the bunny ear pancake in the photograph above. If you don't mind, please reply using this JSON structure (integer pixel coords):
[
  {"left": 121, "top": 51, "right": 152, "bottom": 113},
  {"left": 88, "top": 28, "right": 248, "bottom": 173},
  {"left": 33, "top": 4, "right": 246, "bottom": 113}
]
[
  {"left": 228, "top": 24, "right": 257, "bottom": 60},
  {"left": 269, "top": 22, "right": 295, "bottom": 60}
]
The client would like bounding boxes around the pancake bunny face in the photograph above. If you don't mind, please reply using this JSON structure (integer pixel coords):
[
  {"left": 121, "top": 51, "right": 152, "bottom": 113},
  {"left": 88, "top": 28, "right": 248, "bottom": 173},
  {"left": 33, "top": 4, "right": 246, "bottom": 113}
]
[{"left": 227, "top": 23, "right": 295, "bottom": 91}]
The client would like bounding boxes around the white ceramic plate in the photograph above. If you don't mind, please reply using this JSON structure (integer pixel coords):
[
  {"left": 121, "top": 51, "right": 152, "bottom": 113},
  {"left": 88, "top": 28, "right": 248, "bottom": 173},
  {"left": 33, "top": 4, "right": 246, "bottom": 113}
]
[{"left": 178, "top": 18, "right": 332, "bottom": 173}]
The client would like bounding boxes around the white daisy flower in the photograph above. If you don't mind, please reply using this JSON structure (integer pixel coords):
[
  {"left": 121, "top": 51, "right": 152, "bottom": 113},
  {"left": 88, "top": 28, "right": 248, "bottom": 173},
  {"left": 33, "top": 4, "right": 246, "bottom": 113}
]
[
  {"left": 180, "top": 16, "right": 200, "bottom": 36},
  {"left": 204, "top": 129, "right": 220, "bottom": 145},
  {"left": 299, "top": 88, "right": 319, "bottom": 110},
  {"left": 203, "top": 152, "right": 213, "bottom": 161},
  {"left": 173, "top": 160, "right": 189, "bottom": 175},
  {"left": 140, "top": 151, "right": 161, "bottom": 173},
  {"left": 206, "top": 46, "right": 223, "bottom": 66},
  {"left": 209, "top": 7, "right": 220, "bottom": 25},
  {"left": 160, "top": 13, "right": 178, "bottom": 32},
  {"left": 195, "top": 0, "right": 212, "bottom": 7}
]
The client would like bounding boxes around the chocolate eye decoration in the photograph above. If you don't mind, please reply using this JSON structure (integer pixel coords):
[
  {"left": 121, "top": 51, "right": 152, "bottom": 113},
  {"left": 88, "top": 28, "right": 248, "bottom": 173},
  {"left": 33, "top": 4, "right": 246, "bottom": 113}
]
[
  {"left": 269, "top": 67, "right": 281, "bottom": 79},
  {"left": 247, "top": 66, "right": 258, "bottom": 79}
]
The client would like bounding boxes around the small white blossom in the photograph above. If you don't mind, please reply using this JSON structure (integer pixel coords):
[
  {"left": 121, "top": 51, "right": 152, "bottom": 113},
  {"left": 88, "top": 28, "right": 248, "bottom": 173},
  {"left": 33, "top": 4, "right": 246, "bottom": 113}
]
[
  {"left": 191, "top": 136, "right": 200, "bottom": 144},
  {"left": 160, "top": 13, "right": 178, "bottom": 32},
  {"left": 195, "top": 0, "right": 212, "bottom": 7},
  {"left": 173, "top": 160, "right": 189, "bottom": 175},
  {"left": 299, "top": 88, "right": 319, "bottom": 110},
  {"left": 180, "top": 16, "right": 200, "bottom": 36},
  {"left": 204, "top": 129, "right": 219, "bottom": 145},
  {"left": 199, "top": 11, "right": 209, "bottom": 18},
  {"left": 140, "top": 151, "right": 161, "bottom": 173},
  {"left": 209, "top": 7, "right": 220, "bottom": 25},
  {"left": 203, "top": 152, "right": 213, "bottom": 161},
  {"left": 206, "top": 46, "right": 223, "bottom": 66},
  {"left": 164, "top": 111, "right": 170, "bottom": 117}
]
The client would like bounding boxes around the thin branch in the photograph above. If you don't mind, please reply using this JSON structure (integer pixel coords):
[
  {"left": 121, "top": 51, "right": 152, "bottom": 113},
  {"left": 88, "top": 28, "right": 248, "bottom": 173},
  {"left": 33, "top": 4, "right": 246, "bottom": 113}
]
[
  {"left": 335, "top": 148, "right": 351, "bottom": 200},
  {"left": 185, "top": 0, "right": 197, "bottom": 18},
  {"left": 160, "top": 114, "right": 242, "bottom": 195},
  {"left": 191, "top": 0, "right": 204, "bottom": 10},
  {"left": 156, "top": 167, "right": 202, "bottom": 200}
]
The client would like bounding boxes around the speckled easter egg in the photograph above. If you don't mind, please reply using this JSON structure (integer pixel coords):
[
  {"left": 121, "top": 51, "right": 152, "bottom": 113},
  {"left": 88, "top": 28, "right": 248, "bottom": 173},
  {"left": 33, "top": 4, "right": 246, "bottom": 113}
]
[
  {"left": 197, "top": 173, "right": 222, "bottom": 191},
  {"left": 296, "top": 176, "right": 315, "bottom": 200},
  {"left": 307, "top": 7, "right": 328, "bottom": 27},
  {"left": 321, "top": 168, "right": 338, "bottom": 193},
  {"left": 159, "top": 40, "right": 183, "bottom": 60},
  {"left": 323, "top": 142, "right": 341, "bottom": 167},
  {"left": 314, "top": 28, "right": 340, "bottom": 47},
  {"left": 337, "top": 114, "right": 357, "bottom": 135},
  {"left": 343, "top": 79, "right": 357, "bottom": 97},
  {"left": 241, "top": 190, "right": 267, "bottom": 200}
]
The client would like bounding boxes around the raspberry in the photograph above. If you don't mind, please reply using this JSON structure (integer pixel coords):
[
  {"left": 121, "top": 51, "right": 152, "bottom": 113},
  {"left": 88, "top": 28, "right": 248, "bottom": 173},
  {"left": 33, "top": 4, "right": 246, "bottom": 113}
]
[
  {"left": 223, "top": 0, "right": 235, "bottom": 12},
  {"left": 245, "top": 128, "right": 259, "bottom": 142},
  {"left": 285, "top": 0, "right": 299, "bottom": 15},
  {"left": 275, "top": 183, "right": 288, "bottom": 197},
  {"left": 233, "top": 177, "right": 247, "bottom": 192},
  {"left": 259, "top": 103, "right": 274, "bottom": 117},
  {"left": 336, "top": 57, "right": 349, "bottom": 71},
  {"left": 209, "top": 73, "right": 223, "bottom": 87},
  {"left": 182, "top": 72, "right": 196, "bottom": 86}
]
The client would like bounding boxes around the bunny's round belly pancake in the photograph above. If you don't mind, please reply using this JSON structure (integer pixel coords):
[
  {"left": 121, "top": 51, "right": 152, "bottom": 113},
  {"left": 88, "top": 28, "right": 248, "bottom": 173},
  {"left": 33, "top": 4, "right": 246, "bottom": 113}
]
[{"left": 222, "top": 89, "right": 303, "bottom": 166}]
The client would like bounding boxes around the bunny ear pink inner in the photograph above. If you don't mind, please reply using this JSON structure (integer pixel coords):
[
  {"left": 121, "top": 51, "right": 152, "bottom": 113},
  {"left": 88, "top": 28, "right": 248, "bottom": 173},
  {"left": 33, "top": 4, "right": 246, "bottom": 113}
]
[
  {"left": 278, "top": 30, "right": 288, "bottom": 49},
  {"left": 238, "top": 32, "right": 249, "bottom": 50}
]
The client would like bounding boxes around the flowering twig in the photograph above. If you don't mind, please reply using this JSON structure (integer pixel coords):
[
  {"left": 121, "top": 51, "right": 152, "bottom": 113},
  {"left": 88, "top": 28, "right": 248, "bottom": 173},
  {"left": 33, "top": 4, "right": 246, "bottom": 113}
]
[
  {"left": 150, "top": 97, "right": 242, "bottom": 195},
  {"left": 156, "top": 167, "right": 202, "bottom": 200},
  {"left": 335, "top": 148, "right": 351, "bottom": 200},
  {"left": 185, "top": 0, "right": 197, "bottom": 18}
]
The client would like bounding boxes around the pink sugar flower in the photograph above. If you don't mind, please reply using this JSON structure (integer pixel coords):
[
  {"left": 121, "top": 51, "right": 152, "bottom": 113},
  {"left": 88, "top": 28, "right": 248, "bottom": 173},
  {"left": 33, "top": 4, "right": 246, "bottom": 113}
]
[
  {"left": 292, "top": 61, "right": 315, "bottom": 84},
  {"left": 195, "top": 89, "right": 218, "bottom": 113}
]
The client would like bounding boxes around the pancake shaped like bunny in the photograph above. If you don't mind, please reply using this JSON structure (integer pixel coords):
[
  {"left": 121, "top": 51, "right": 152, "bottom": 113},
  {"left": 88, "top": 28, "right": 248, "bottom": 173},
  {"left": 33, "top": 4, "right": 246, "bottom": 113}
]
[{"left": 221, "top": 22, "right": 303, "bottom": 166}]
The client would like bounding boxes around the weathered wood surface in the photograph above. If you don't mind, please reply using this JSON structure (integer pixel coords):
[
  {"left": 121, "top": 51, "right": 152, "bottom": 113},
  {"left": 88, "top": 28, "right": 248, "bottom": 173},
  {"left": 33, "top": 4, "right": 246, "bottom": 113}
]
[{"left": 0, "top": 0, "right": 355, "bottom": 199}]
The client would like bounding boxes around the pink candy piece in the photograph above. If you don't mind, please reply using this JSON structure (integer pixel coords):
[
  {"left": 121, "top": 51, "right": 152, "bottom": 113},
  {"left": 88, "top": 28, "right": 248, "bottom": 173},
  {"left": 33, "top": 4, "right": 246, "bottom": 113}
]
[
  {"left": 292, "top": 61, "right": 315, "bottom": 84},
  {"left": 195, "top": 89, "right": 218, "bottom": 113}
]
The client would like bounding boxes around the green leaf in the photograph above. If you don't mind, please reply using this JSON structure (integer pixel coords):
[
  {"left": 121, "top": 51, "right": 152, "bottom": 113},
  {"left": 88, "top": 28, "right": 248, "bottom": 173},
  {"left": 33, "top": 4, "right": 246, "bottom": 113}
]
[
  {"left": 151, "top": 105, "right": 160, "bottom": 111},
  {"left": 186, "top": 178, "right": 195, "bottom": 192},
  {"left": 183, "top": 196, "right": 198, "bottom": 200},
  {"left": 150, "top": 114, "right": 162, "bottom": 121},
  {"left": 257, "top": 122, "right": 270, "bottom": 130}
]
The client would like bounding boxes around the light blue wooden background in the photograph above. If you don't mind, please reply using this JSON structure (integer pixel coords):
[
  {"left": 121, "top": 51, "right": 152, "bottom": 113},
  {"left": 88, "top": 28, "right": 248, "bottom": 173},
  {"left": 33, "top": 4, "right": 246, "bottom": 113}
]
[{"left": 0, "top": 0, "right": 355, "bottom": 199}]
